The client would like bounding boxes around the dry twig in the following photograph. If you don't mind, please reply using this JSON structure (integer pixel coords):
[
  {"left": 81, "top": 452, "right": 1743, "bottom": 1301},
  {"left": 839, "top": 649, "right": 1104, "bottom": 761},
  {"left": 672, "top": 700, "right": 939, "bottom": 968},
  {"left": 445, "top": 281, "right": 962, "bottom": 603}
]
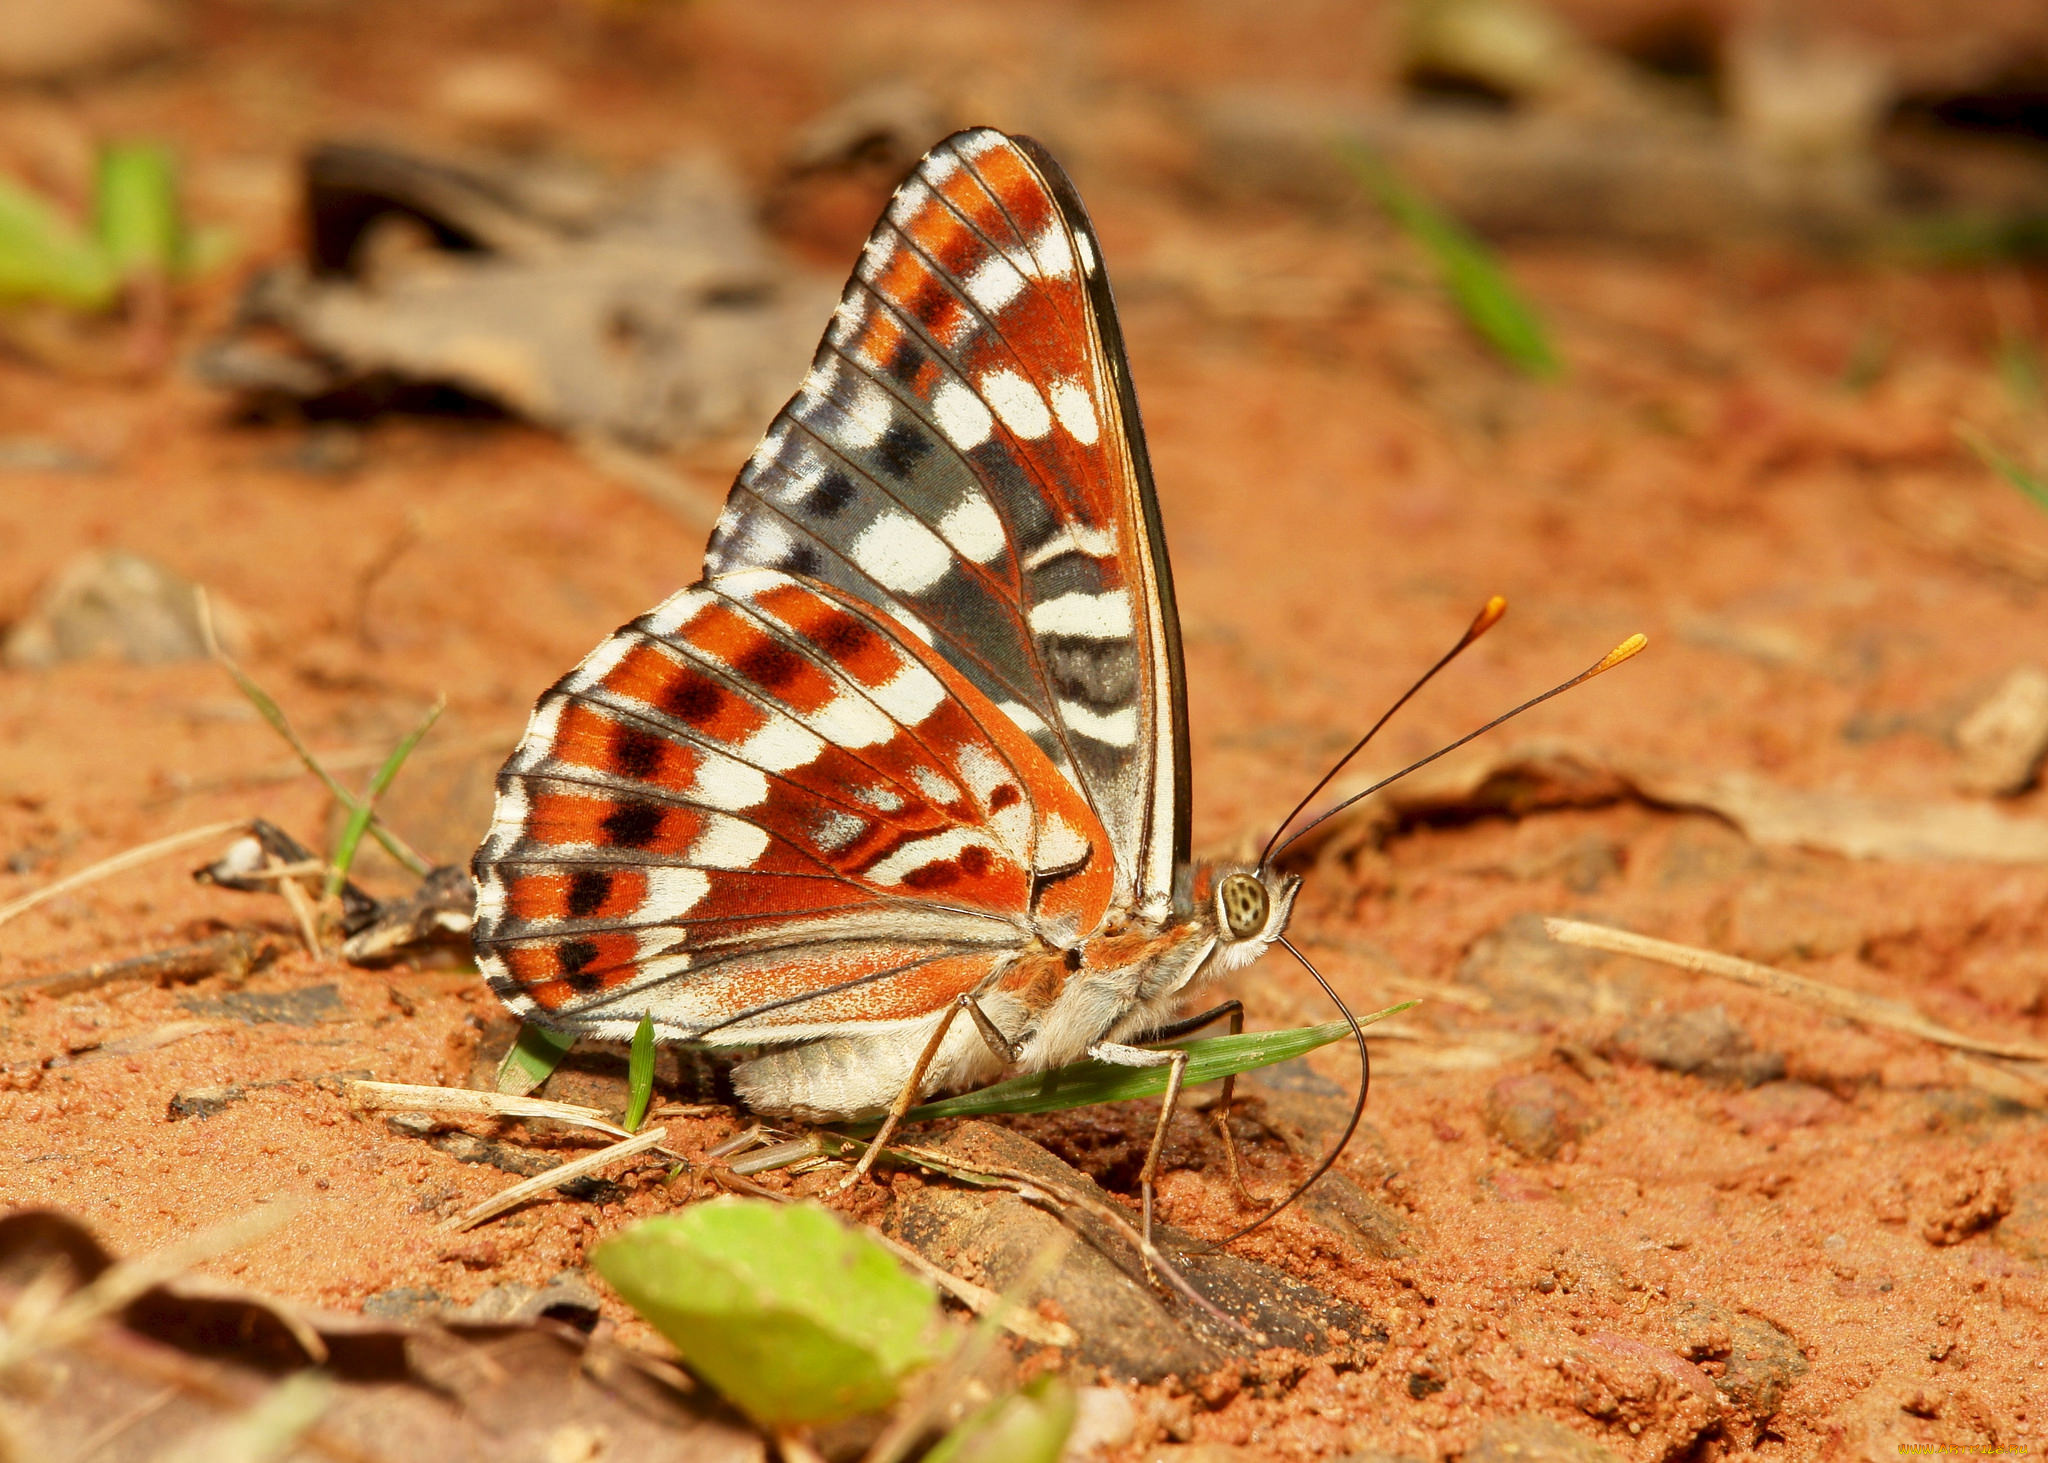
[
  {"left": 1545, "top": 918, "right": 2048, "bottom": 1065},
  {"left": 447, "top": 1127, "right": 670, "bottom": 1232},
  {"left": 0, "top": 821, "right": 248, "bottom": 932},
  {"left": 2, "top": 932, "right": 280, "bottom": 1000},
  {"left": 346, "top": 1080, "right": 631, "bottom": 1138}
]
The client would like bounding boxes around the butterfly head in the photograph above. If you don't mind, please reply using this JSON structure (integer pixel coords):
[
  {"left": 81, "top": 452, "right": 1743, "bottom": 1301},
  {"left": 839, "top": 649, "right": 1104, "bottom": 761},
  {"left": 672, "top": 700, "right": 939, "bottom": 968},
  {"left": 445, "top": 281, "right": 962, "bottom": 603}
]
[{"left": 1205, "top": 866, "right": 1298, "bottom": 976}]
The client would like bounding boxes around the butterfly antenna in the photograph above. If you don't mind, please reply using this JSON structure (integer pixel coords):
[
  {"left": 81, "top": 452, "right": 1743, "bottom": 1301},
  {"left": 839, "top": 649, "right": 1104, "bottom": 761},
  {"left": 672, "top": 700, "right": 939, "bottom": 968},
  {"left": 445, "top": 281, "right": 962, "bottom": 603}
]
[
  {"left": 1258, "top": 596, "right": 1507, "bottom": 871},
  {"left": 1269, "top": 632, "right": 1648, "bottom": 864},
  {"left": 1198, "top": 935, "right": 1367, "bottom": 1249}
]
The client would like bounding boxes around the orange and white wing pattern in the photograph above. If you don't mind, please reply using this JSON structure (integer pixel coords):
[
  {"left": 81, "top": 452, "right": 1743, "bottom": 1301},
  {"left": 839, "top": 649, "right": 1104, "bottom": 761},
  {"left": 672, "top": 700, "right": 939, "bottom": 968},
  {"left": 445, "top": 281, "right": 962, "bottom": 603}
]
[{"left": 474, "top": 130, "right": 1191, "bottom": 1049}]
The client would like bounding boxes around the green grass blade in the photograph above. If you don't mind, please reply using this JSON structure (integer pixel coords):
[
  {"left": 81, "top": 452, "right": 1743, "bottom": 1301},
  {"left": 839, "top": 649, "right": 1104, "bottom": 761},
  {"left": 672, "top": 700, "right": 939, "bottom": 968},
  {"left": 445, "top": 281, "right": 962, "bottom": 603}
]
[
  {"left": 204, "top": 611, "right": 431, "bottom": 880},
  {"left": 496, "top": 1021, "right": 577, "bottom": 1096},
  {"left": 1958, "top": 425, "right": 2048, "bottom": 514},
  {"left": 325, "top": 697, "right": 443, "bottom": 899},
  {"left": 626, "top": 1014, "right": 656, "bottom": 1132},
  {"left": 1336, "top": 141, "right": 1560, "bottom": 379},
  {"left": 94, "top": 142, "right": 183, "bottom": 278},
  {"left": 853, "top": 1003, "right": 1417, "bottom": 1129},
  {"left": 0, "top": 174, "right": 117, "bottom": 309}
]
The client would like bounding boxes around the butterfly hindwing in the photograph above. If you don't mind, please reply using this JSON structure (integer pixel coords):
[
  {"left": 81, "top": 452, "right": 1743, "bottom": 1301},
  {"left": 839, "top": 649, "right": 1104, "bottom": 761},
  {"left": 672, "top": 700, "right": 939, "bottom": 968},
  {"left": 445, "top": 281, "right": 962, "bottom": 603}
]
[
  {"left": 473, "top": 568, "right": 1116, "bottom": 1041},
  {"left": 703, "top": 128, "right": 1190, "bottom": 917}
]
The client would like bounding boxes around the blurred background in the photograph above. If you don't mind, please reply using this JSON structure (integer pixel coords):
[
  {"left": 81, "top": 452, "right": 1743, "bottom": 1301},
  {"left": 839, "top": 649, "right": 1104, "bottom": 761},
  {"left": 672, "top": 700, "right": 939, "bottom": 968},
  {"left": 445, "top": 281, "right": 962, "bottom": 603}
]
[{"left": 4, "top": 0, "right": 2048, "bottom": 911}]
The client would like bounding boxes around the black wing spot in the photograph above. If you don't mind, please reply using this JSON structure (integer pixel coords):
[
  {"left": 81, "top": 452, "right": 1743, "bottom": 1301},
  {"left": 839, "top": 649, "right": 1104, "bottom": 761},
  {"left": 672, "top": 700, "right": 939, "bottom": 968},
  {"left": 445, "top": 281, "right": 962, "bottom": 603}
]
[
  {"left": 566, "top": 869, "right": 614, "bottom": 918},
  {"left": 779, "top": 542, "right": 824, "bottom": 578},
  {"left": 610, "top": 725, "right": 666, "bottom": 781},
  {"left": 886, "top": 336, "right": 924, "bottom": 383},
  {"left": 875, "top": 421, "right": 933, "bottom": 477},
  {"left": 600, "top": 802, "right": 664, "bottom": 849},
  {"left": 736, "top": 638, "right": 805, "bottom": 692},
  {"left": 661, "top": 674, "right": 725, "bottom": 728},
  {"left": 558, "top": 938, "right": 603, "bottom": 993},
  {"left": 800, "top": 470, "right": 857, "bottom": 520},
  {"left": 814, "top": 612, "right": 875, "bottom": 662}
]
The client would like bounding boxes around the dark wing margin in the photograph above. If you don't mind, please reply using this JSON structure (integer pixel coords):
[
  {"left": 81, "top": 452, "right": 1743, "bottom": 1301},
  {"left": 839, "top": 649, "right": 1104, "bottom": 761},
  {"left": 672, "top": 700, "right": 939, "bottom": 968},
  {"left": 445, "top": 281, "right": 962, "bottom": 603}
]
[
  {"left": 700, "top": 128, "right": 1190, "bottom": 920},
  {"left": 1012, "top": 133, "right": 1192, "bottom": 896}
]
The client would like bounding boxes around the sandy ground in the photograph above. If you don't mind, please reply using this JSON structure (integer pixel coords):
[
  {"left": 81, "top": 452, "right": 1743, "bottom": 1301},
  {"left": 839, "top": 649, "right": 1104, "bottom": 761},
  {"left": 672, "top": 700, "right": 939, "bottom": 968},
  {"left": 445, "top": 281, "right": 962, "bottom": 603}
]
[{"left": 4, "top": 3, "right": 2048, "bottom": 1460}]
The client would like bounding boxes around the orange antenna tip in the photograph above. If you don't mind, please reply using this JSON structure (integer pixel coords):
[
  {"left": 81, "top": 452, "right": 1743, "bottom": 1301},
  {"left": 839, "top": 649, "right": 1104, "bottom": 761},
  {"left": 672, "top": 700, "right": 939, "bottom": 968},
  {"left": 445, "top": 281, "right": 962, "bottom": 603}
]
[
  {"left": 1468, "top": 595, "right": 1508, "bottom": 639},
  {"left": 1594, "top": 633, "right": 1648, "bottom": 674}
]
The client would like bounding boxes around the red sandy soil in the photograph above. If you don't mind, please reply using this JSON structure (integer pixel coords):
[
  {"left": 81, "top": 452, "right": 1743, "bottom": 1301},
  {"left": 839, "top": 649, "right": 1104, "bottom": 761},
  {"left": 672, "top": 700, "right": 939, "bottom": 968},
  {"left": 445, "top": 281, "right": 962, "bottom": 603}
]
[{"left": 4, "top": 4, "right": 2048, "bottom": 1460}]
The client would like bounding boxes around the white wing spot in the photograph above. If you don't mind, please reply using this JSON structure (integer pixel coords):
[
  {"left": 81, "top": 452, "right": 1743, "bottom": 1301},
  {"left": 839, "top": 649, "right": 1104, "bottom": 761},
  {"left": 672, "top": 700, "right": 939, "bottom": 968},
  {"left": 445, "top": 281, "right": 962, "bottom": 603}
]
[
  {"left": 850, "top": 508, "right": 953, "bottom": 593},
  {"left": 812, "top": 809, "right": 868, "bottom": 855},
  {"left": 566, "top": 633, "right": 638, "bottom": 693},
  {"left": 953, "top": 744, "right": 1008, "bottom": 802},
  {"left": 644, "top": 867, "right": 711, "bottom": 918},
  {"left": 828, "top": 294, "right": 863, "bottom": 347},
  {"left": 690, "top": 755, "right": 769, "bottom": 812},
  {"left": 691, "top": 817, "right": 771, "bottom": 870},
  {"left": 1075, "top": 230, "right": 1097, "bottom": 273},
  {"left": 931, "top": 380, "right": 992, "bottom": 451},
  {"left": 997, "top": 699, "right": 1052, "bottom": 738},
  {"left": 484, "top": 780, "right": 531, "bottom": 853},
  {"left": 810, "top": 690, "right": 895, "bottom": 750},
  {"left": 746, "top": 424, "right": 789, "bottom": 472},
  {"left": 1059, "top": 702, "right": 1138, "bottom": 747},
  {"left": 911, "top": 765, "right": 959, "bottom": 803},
  {"left": 964, "top": 254, "right": 1026, "bottom": 315},
  {"left": 1028, "top": 590, "right": 1132, "bottom": 640},
  {"left": 888, "top": 180, "right": 934, "bottom": 228},
  {"left": 865, "top": 827, "right": 994, "bottom": 886},
  {"left": 982, "top": 369, "right": 1052, "bottom": 439},
  {"left": 850, "top": 782, "right": 904, "bottom": 812},
  {"left": 742, "top": 518, "right": 796, "bottom": 569},
  {"left": 1030, "top": 221, "right": 1074, "bottom": 278},
  {"left": 956, "top": 130, "right": 1004, "bottom": 160},
  {"left": 474, "top": 873, "right": 507, "bottom": 923},
  {"left": 939, "top": 492, "right": 1006, "bottom": 564},
  {"left": 1048, "top": 379, "right": 1100, "bottom": 445},
  {"left": 1036, "top": 814, "right": 1090, "bottom": 873},
  {"left": 633, "top": 932, "right": 693, "bottom": 970},
  {"left": 1022, "top": 524, "right": 1117, "bottom": 570},
  {"left": 839, "top": 380, "right": 893, "bottom": 450},
  {"left": 871, "top": 663, "right": 947, "bottom": 725},
  {"left": 739, "top": 717, "right": 824, "bottom": 773},
  {"left": 509, "top": 695, "right": 566, "bottom": 774}
]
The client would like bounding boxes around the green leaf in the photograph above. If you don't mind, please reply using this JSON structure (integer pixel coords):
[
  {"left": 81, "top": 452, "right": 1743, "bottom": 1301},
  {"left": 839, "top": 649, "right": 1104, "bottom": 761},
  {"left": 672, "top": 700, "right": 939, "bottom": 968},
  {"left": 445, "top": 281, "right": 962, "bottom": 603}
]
[
  {"left": 1337, "top": 141, "right": 1561, "bottom": 379},
  {"left": 591, "top": 1199, "right": 942, "bottom": 1428},
  {"left": 625, "top": 1014, "right": 656, "bottom": 1132},
  {"left": 861, "top": 1005, "right": 1416, "bottom": 1128},
  {"left": 923, "top": 1375, "right": 1076, "bottom": 1463},
  {"left": 95, "top": 142, "right": 183, "bottom": 277},
  {"left": 0, "top": 174, "right": 117, "bottom": 309},
  {"left": 1958, "top": 425, "right": 2048, "bottom": 515},
  {"left": 496, "top": 1021, "right": 577, "bottom": 1097},
  {"left": 326, "top": 696, "right": 442, "bottom": 899}
]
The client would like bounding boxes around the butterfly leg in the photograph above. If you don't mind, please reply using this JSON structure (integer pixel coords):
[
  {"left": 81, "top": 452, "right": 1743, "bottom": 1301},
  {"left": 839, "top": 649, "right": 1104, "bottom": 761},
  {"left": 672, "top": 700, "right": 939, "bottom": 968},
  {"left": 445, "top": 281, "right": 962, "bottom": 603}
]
[
  {"left": 1087, "top": 1040, "right": 1185, "bottom": 1250},
  {"left": 842, "top": 994, "right": 1014, "bottom": 1189},
  {"left": 1141, "top": 1000, "right": 1262, "bottom": 1210}
]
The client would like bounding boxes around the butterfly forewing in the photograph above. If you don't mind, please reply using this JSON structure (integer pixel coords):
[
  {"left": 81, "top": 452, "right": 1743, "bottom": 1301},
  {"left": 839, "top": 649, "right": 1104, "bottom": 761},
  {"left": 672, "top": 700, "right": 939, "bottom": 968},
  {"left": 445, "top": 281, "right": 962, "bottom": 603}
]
[{"left": 702, "top": 128, "right": 1189, "bottom": 917}]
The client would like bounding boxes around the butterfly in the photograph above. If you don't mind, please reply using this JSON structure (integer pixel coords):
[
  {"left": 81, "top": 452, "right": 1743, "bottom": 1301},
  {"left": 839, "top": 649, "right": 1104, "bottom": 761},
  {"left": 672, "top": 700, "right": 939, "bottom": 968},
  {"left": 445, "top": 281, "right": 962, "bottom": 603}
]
[
  {"left": 469, "top": 126, "right": 1642, "bottom": 1227},
  {"left": 468, "top": 125, "right": 1308, "bottom": 1215}
]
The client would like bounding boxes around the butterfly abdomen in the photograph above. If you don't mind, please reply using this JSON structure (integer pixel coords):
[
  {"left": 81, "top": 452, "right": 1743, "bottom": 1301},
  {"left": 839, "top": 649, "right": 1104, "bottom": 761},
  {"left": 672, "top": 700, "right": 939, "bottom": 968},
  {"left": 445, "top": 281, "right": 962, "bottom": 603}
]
[{"left": 731, "top": 993, "right": 1026, "bottom": 1120}]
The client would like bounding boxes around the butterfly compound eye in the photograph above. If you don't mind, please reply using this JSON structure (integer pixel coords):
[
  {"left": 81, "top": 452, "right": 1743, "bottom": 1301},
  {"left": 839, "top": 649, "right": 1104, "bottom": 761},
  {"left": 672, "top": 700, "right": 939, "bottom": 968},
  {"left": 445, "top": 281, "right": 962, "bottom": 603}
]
[{"left": 1218, "top": 872, "right": 1270, "bottom": 939}]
